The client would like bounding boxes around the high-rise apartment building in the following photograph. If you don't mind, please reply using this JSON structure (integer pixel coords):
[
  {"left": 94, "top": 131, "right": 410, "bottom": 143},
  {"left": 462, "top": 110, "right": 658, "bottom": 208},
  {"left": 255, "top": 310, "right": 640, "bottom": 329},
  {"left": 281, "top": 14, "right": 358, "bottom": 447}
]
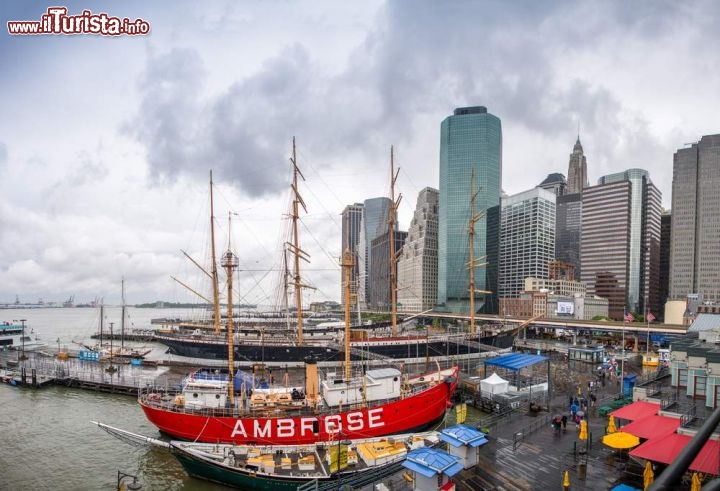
[
  {"left": 670, "top": 135, "right": 720, "bottom": 303},
  {"left": 567, "top": 138, "right": 588, "bottom": 194},
  {"left": 397, "top": 188, "right": 439, "bottom": 312},
  {"left": 498, "top": 188, "right": 556, "bottom": 298},
  {"left": 580, "top": 169, "right": 661, "bottom": 319},
  {"left": 340, "top": 203, "right": 364, "bottom": 306},
  {"left": 357, "top": 197, "right": 393, "bottom": 307},
  {"left": 438, "top": 106, "right": 502, "bottom": 314}
]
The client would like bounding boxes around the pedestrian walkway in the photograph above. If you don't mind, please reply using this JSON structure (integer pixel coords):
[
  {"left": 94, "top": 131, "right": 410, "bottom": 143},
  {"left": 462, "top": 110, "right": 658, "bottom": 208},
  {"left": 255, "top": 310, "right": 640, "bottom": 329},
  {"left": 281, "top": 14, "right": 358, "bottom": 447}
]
[{"left": 454, "top": 353, "right": 654, "bottom": 490}]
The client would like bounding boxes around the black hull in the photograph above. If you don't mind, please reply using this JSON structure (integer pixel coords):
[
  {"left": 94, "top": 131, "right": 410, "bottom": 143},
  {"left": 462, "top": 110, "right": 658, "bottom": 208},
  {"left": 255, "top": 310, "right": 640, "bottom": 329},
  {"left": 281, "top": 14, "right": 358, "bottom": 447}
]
[{"left": 157, "top": 331, "right": 515, "bottom": 362}]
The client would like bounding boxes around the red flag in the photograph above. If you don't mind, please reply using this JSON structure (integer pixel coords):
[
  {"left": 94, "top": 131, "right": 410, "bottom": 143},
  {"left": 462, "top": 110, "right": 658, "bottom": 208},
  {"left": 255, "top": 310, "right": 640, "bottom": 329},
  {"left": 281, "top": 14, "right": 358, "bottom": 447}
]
[
  {"left": 647, "top": 312, "right": 656, "bottom": 322},
  {"left": 624, "top": 312, "right": 634, "bottom": 322}
]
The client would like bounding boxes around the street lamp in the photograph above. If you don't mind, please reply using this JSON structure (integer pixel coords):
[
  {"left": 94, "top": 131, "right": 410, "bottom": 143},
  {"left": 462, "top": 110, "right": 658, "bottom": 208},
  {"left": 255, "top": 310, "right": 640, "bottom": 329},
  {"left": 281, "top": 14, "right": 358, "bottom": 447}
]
[{"left": 19, "top": 319, "right": 27, "bottom": 361}]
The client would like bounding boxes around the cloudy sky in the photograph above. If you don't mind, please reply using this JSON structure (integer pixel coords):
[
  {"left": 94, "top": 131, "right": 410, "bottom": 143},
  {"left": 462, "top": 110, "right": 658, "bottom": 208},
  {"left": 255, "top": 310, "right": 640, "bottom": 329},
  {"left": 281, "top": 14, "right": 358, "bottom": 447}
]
[{"left": 1, "top": 1, "right": 718, "bottom": 306}]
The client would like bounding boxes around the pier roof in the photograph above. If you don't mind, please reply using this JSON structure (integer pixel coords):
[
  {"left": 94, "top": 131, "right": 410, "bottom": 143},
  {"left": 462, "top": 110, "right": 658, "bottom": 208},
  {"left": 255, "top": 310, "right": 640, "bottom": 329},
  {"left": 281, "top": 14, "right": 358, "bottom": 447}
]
[{"left": 484, "top": 353, "right": 548, "bottom": 371}]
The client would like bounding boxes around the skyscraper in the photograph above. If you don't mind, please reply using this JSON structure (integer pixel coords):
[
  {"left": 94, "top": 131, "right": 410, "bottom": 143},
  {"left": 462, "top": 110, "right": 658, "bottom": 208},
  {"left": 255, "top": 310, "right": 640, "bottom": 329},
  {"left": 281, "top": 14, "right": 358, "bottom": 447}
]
[
  {"left": 357, "top": 197, "right": 393, "bottom": 307},
  {"left": 580, "top": 169, "right": 661, "bottom": 319},
  {"left": 498, "top": 188, "right": 556, "bottom": 298},
  {"left": 369, "top": 231, "right": 407, "bottom": 310},
  {"left": 567, "top": 138, "right": 588, "bottom": 195},
  {"left": 438, "top": 106, "right": 502, "bottom": 314},
  {"left": 340, "top": 203, "right": 364, "bottom": 306},
  {"left": 670, "top": 134, "right": 720, "bottom": 303},
  {"left": 659, "top": 210, "right": 671, "bottom": 318},
  {"left": 397, "top": 187, "right": 439, "bottom": 312},
  {"left": 555, "top": 193, "right": 582, "bottom": 278}
]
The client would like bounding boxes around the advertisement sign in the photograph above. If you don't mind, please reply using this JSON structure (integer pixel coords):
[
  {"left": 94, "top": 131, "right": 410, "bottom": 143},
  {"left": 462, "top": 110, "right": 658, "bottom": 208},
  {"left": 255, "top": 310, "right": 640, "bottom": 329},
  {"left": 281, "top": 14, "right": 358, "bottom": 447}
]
[{"left": 556, "top": 301, "right": 574, "bottom": 315}]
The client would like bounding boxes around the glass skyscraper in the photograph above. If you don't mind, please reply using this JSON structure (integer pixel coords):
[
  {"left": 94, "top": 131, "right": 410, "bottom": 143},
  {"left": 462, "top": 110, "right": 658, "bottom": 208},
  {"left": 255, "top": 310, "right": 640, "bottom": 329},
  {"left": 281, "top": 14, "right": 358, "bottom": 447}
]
[
  {"left": 357, "top": 197, "right": 393, "bottom": 306},
  {"left": 438, "top": 106, "right": 502, "bottom": 313}
]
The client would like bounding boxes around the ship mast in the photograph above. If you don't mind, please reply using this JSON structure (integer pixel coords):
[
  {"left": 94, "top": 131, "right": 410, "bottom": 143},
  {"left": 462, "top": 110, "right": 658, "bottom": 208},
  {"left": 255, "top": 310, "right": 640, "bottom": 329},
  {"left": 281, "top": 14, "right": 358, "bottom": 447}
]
[
  {"left": 389, "top": 146, "right": 402, "bottom": 337},
  {"left": 221, "top": 214, "right": 239, "bottom": 407},
  {"left": 289, "top": 137, "right": 311, "bottom": 345},
  {"left": 468, "top": 169, "right": 487, "bottom": 336},
  {"left": 342, "top": 249, "right": 353, "bottom": 381},
  {"left": 210, "top": 171, "right": 222, "bottom": 335}
]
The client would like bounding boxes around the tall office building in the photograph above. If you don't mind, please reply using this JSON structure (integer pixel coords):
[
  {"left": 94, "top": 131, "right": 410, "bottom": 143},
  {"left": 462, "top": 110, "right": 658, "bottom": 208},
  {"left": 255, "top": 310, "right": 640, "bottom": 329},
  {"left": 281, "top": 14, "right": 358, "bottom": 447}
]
[
  {"left": 438, "top": 106, "right": 502, "bottom": 314},
  {"left": 580, "top": 169, "right": 661, "bottom": 319},
  {"left": 369, "top": 231, "right": 407, "bottom": 310},
  {"left": 357, "top": 197, "right": 394, "bottom": 307},
  {"left": 670, "top": 134, "right": 720, "bottom": 303},
  {"left": 555, "top": 193, "right": 583, "bottom": 278},
  {"left": 397, "top": 188, "right": 439, "bottom": 312},
  {"left": 567, "top": 138, "right": 588, "bottom": 194},
  {"left": 340, "top": 203, "right": 364, "bottom": 306},
  {"left": 659, "top": 211, "right": 671, "bottom": 318},
  {"left": 498, "top": 188, "right": 556, "bottom": 298}
]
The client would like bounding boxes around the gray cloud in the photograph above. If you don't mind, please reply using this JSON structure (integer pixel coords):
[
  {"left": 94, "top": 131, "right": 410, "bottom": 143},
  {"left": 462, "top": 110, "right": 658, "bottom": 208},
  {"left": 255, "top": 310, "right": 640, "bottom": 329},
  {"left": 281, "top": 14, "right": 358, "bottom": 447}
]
[{"left": 0, "top": 142, "right": 7, "bottom": 169}]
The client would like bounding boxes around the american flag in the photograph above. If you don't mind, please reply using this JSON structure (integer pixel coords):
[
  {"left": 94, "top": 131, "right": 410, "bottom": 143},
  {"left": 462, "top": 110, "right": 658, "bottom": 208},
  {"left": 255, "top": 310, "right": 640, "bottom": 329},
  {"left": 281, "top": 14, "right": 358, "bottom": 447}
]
[
  {"left": 624, "top": 312, "right": 634, "bottom": 322},
  {"left": 647, "top": 312, "right": 656, "bottom": 322}
]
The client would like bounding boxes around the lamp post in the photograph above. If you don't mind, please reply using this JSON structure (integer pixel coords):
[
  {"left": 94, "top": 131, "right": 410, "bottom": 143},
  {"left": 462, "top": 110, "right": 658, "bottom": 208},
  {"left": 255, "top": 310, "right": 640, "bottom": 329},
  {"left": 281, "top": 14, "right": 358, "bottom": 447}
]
[{"left": 19, "top": 319, "right": 27, "bottom": 361}]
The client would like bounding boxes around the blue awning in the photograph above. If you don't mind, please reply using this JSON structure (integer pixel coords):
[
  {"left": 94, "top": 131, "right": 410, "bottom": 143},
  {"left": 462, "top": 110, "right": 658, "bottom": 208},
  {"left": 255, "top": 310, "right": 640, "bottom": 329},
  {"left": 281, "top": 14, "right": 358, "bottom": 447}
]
[
  {"left": 440, "top": 424, "right": 489, "bottom": 448},
  {"left": 484, "top": 353, "right": 548, "bottom": 371},
  {"left": 402, "top": 448, "right": 464, "bottom": 477}
]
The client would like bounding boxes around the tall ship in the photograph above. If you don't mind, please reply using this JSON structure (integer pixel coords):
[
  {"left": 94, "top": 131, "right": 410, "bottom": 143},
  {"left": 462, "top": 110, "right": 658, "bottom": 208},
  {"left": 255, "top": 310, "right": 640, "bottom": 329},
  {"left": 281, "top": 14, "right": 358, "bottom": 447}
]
[
  {"left": 139, "top": 153, "right": 459, "bottom": 444},
  {"left": 151, "top": 145, "right": 517, "bottom": 363}
]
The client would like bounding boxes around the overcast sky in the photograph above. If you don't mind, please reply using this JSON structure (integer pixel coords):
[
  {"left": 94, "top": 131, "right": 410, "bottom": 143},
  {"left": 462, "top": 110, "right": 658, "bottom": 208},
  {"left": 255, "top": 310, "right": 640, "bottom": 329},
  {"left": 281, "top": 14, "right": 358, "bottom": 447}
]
[{"left": 1, "top": 1, "right": 718, "bottom": 306}]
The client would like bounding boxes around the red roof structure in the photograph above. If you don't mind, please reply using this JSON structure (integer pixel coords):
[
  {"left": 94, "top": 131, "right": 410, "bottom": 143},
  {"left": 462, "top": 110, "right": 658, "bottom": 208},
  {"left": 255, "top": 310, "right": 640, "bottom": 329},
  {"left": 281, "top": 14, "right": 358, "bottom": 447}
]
[
  {"left": 620, "top": 415, "right": 681, "bottom": 439},
  {"left": 611, "top": 401, "right": 660, "bottom": 421},
  {"left": 630, "top": 433, "right": 720, "bottom": 476}
]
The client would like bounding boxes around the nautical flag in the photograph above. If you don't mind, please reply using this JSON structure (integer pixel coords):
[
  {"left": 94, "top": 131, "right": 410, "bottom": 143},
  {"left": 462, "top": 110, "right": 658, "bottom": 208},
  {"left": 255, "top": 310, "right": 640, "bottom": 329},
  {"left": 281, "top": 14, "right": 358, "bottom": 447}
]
[
  {"left": 647, "top": 312, "right": 656, "bottom": 322},
  {"left": 624, "top": 312, "right": 634, "bottom": 322}
]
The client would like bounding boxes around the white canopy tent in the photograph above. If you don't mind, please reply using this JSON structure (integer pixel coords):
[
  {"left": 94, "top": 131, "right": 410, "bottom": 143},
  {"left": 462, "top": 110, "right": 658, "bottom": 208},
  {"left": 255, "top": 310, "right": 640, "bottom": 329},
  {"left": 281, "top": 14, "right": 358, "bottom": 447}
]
[{"left": 480, "top": 372, "right": 509, "bottom": 397}]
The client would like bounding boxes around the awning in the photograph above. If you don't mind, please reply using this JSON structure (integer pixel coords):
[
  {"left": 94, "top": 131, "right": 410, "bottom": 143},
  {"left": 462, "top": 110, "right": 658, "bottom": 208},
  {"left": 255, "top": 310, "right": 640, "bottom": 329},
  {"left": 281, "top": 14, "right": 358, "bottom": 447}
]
[
  {"left": 402, "top": 448, "right": 465, "bottom": 478},
  {"left": 611, "top": 401, "right": 661, "bottom": 421},
  {"left": 484, "top": 353, "right": 548, "bottom": 371},
  {"left": 620, "top": 415, "right": 681, "bottom": 439},
  {"left": 630, "top": 433, "right": 720, "bottom": 476}
]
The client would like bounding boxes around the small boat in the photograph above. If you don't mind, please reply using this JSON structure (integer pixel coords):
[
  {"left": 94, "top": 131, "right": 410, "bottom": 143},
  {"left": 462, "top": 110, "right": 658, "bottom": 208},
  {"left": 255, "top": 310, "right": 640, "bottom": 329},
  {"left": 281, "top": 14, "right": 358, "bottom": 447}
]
[{"left": 93, "top": 421, "right": 440, "bottom": 490}]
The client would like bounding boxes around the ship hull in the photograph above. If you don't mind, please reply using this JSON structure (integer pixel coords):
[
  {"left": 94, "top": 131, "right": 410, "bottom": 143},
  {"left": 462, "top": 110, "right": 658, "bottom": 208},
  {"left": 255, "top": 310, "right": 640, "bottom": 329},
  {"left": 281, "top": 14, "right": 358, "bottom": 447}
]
[
  {"left": 155, "top": 333, "right": 515, "bottom": 361},
  {"left": 140, "top": 369, "right": 457, "bottom": 445}
]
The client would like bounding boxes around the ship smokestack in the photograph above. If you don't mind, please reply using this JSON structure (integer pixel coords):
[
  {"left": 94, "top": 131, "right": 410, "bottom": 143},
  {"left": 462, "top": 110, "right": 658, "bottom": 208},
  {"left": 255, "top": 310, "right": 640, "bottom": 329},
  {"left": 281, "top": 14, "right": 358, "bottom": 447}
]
[{"left": 305, "top": 355, "right": 318, "bottom": 402}]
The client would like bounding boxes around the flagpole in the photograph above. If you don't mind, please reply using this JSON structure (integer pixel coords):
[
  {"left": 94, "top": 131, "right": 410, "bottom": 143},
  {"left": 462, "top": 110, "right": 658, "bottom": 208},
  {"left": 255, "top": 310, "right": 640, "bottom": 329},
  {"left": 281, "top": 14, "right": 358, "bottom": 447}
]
[{"left": 645, "top": 294, "right": 649, "bottom": 354}]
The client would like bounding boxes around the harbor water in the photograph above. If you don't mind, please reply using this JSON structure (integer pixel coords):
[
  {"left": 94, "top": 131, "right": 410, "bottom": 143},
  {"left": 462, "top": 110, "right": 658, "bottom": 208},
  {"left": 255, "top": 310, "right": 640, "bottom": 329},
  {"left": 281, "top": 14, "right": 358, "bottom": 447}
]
[{"left": 0, "top": 307, "right": 228, "bottom": 490}]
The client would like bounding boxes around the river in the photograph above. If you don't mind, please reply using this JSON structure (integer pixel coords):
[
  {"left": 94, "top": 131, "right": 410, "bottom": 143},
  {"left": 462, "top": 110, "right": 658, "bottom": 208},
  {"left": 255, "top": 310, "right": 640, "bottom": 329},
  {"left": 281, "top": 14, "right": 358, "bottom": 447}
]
[{"left": 0, "top": 307, "right": 228, "bottom": 490}]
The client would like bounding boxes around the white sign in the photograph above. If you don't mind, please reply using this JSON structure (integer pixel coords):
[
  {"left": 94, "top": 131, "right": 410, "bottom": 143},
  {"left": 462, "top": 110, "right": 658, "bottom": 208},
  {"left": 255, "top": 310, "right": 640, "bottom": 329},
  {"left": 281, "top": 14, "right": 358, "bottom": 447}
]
[{"left": 557, "top": 301, "right": 574, "bottom": 315}]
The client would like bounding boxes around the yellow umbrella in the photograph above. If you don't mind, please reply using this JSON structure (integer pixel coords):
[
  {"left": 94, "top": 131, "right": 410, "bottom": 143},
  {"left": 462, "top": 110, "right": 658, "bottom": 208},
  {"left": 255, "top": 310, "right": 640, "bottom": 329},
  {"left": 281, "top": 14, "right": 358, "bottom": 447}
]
[
  {"left": 562, "top": 470, "right": 570, "bottom": 488},
  {"left": 579, "top": 420, "right": 588, "bottom": 441},
  {"left": 691, "top": 472, "right": 702, "bottom": 491},
  {"left": 602, "top": 431, "right": 640, "bottom": 449},
  {"left": 607, "top": 415, "right": 617, "bottom": 434},
  {"left": 643, "top": 461, "right": 654, "bottom": 490}
]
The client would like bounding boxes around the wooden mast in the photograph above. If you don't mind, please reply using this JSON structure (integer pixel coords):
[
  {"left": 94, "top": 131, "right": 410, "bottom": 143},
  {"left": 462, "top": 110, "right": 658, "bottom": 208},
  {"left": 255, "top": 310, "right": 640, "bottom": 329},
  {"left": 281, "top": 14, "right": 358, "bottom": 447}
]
[
  {"left": 210, "top": 171, "right": 222, "bottom": 335},
  {"left": 342, "top": 249, "right": 353, "bottom": 381},
  {"left": 389, "top": 146, "right": 402, "bottom": 337},
  {"left": 468, "top": 169, "right": 487, "bottom": 336},
  {"left": 221, "top": 214, "right": 239, "bottom": 407},
  {"left": 289, "top": 137, "right": 310, "bottom": 345}
]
